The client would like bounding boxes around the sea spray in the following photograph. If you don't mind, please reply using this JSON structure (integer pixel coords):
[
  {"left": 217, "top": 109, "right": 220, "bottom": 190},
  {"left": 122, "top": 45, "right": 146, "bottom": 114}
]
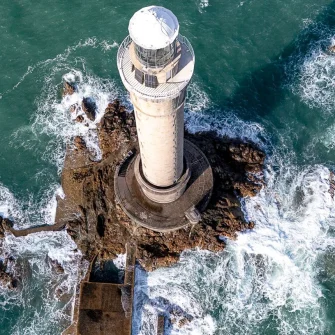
[
  {"left": 0, "top": 54, "right": 122, "bottom": 333},
  {"left": 289, "top": 22, "right": 335, "bottom": 114},
  {"left": 132, "top": 156, "right": 334, "bottom": 334},
  {"left": 1, "top": 30, "right": 334, "bottom": 334},
  {"left": 1, "top": 44, "right": 126, "bottom": 332},
  {"left": 130, "top": 82, "right": 335, "bottom": 334},
  {"left": 0, "top": 184, "right": 24, "bottom": 225},
  {"left": 0, "top": 185, "right": 88, "bottom": 335},
  {"left": 10, "top": 38, "right": 122, "bottom": 174},
  {"left": 185, "top": 82, "right": 270, "bottom": 150}
]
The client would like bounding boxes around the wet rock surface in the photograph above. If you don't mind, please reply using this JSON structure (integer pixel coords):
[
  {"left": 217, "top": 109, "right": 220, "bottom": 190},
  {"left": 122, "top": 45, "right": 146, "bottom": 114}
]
[
  {"left": 0, "top": 216, "right": 14, "bottom": 238},
  {"left": 63, "top": 81, "right": 77, "bottom": 96},
  {"left": 82, "top": 97, "right": 97, "bottom": 121},
  {"left": 0, "top": 254, "right": 19, "bottom": 290},
  {"left": 55, "top": 97, "right": 265, "bottom": 271},
  {"left": 46, "top": 255, "right": 65, "bottom": 274}
]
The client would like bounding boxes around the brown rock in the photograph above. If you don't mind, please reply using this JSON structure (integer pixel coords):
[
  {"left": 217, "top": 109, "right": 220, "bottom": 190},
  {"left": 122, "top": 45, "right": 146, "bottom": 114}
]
[
  {"left": 74, "top": 136, "right": 86, "bottom": 151},
  {"left": 54, "top": 99, "right": 265, "bottom": 272},
  {"left": 82, "top": 97, "right": 97, "bottom": 121},
  {"left": 69, "top": 104, "right": 79, "bottom": 114},
  {"left": 0, "top": 258, "right": 18, "bottom": 289},
  {"left": 0, "top": 217, "right": 14, "bottom": 238},
  {"left": 75, "top": 115, "right": 84, "bottom": 123},
  {"left": 63, "top": 81, "right": 77, "bottom": 96},
  {"left": 47, "top": 256, "right": 65, "bottom": 274}
]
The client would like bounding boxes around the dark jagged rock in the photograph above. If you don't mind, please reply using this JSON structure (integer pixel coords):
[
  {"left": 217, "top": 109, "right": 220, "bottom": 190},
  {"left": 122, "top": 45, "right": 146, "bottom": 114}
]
[
  {"left": 46, "top": 255, "right": 65, "bottom": 274},
  {"left": 75, "top": 115, "right": 84, "bottom": 123},
  {"left": 55, "top": 97, "right": 265, "bottom": 271},
  {"left": 0, "top": 216, "right": 14, "bottom": 238},
  {"left": 74, "top": 136, "right": 87, "bottom": 151},
  {"left": 0, "top": 257, "right": 19, "bottom": 290},
  {"left": 329, "top": 171, "right": 335, "bottom": 199},
  {"left": 63, "top": 81, "right": 78, "bottom": 96},
  {"left": 82, "top": 97, "right": 97, "bottom": 121}
]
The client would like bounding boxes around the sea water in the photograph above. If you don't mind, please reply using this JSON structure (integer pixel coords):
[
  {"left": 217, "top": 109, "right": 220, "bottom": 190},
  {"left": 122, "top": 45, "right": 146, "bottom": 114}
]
[{"left": 1, "top": 0, "right": 335, "bottom": 334}]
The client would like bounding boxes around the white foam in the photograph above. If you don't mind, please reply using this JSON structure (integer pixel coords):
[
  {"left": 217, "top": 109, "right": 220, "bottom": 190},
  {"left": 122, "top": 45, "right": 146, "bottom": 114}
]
[
  {"left": 296, "top": 49, "right": 335, "bottom": 112},
  {"left": 185, "top": 82, "right": 269, "bottom": 148},
  {"left": 0, "top": 37, "right": 121, "bottom": 334},
  {"left": 132, "top": 162, "right": 334, "bottom": 334},
  {"left": 2, "top": 231, "right": 88, "bottom": 335},
  {"left": 130, "top": 78, "right": 335, "bottom": 333},
  {"left": 288, "top": 24, "right": 335, "bottom": 114},
  {"left": 100, "top": 40, "right": 119, "bottom": 51},
  {"left": 9, "top": 37, "right": 124, "bottom": 174},
  {"left": 26, "top": 69, "right": 123, "bottom": 172},
  {"left": 2, "top": 32, "right": 333, "bottom": 333},
  {"left": 0, "top": 184, "right": 88, "bottom": 334},
  {"left": 0, "top": 184, "right": 24, "bottom": 223},
  {"left": 113, "top": 253, "right": 126, "bottom": 270},
  {"left": 198, "top": 0, "right": 209, "bottom": 12}
]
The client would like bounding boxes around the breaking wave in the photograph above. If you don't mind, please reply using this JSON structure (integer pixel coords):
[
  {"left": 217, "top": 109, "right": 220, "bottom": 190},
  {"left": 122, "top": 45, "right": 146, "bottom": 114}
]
[
  {"left": 1, "top": 30, "right": 334, "bottom": 335},
  {"left": 132, "top": 84, "right": 334, "bottom": 334},
  {"left": 288, "top": 22, "right": 335, "bottom": 114},
  {"left": 293, "top": 45, "right": 335, "bottom": 113},
  {"left": 0, "top": 184, "right": 87, "bottom": 334},
  {"left": 198, "top": 0, "right": 209, "bottom": 13},
  {"left": 10, "top": 37, "right": 122, "bottom": 173},
  {"left": 185, "top": 82, "right": 270, "bottom": 149},
  {"left": 0, "top": 38, "right": 119, "bottom": 334}
]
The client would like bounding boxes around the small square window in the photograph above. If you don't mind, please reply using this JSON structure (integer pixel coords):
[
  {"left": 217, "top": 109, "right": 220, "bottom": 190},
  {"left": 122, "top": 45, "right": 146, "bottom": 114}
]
[
  {"left": 135, "top": 69, "right": 144, "bottom": 84},
  {"left": 144, "top": 74, "right": 158, "bottom": 88}
]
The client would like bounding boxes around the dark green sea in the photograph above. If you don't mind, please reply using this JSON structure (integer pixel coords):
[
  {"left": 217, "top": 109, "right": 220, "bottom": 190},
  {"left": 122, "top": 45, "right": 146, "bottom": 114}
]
[{"left": 1, "top": 0, "right": 335, "bottom": 334}]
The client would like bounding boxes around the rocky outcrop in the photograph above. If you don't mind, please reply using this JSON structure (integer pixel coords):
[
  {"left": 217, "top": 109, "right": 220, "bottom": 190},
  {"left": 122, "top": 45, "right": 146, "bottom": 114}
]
[
  {"left": 0, "top": 256, "right": 19, "bottom": 290},
  {"left": 55, "top": 97, "right": 265, "bottom": 271},
  {"left": 46, "top": 255, "right": 65, "bottom": 274},
  {"left": 0, "top": 216, "right": 14, "bottom": 238},
  {"left": 63, "top": 81, "right": 77, "bottom": 96},
  {"left": 185, "top": 133, "right": 264, "bottom": 241},
  {"left": 329, "top": 171, "right": 335, "bottom": 199},
  {"left": 82, "top": 97, "right": 97, "bottom": 121}
]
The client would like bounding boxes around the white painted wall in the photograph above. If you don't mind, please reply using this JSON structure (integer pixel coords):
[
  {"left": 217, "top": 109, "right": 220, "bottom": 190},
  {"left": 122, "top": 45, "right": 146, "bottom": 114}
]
[{"left": 130, "top": 91, "right": 186, "bottom": 187}]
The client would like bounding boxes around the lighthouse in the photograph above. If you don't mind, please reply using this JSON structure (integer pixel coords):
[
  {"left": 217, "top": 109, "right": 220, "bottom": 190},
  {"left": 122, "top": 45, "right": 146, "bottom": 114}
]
[{"left": 115, "top": 6, "right": 213, "bottom": 231}]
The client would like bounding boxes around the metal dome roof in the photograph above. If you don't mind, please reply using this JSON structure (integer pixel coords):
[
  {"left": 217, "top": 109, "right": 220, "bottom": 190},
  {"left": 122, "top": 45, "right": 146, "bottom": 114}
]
[{"left": 128, "top": 6, "right": 179, "bottom": 50}]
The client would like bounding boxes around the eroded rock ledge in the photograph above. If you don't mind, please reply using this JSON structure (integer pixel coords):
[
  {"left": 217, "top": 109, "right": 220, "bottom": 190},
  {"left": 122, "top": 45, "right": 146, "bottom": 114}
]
[{"left": 55, "top": 95, "right": 265, "bottom": 271}]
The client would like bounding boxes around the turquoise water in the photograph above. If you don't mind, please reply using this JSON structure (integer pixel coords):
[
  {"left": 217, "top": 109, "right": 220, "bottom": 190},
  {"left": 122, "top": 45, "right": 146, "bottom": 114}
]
[{"left": 1, "top": 0, "right": 335, "bottom": 334}]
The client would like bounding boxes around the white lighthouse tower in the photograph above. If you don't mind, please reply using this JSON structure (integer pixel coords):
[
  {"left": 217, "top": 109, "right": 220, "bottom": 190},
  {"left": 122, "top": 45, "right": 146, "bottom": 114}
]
[{"left": 115, "top": 6, "right": 213, "bottom": 231}]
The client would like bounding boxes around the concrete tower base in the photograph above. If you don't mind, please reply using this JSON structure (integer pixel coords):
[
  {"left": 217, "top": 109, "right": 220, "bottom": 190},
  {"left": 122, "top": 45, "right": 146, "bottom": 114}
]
[
  {"left": 114, "top": 140, "right": 213, "bottom": 232},
  {"left": 134, "top": 155, "right": 191, "bottom": 204}
]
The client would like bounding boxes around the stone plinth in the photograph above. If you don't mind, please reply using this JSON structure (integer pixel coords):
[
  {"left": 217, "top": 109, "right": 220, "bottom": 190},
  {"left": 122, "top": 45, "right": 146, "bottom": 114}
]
[{"left": 114, "top": 140, "right": 213, "bottom": 232}]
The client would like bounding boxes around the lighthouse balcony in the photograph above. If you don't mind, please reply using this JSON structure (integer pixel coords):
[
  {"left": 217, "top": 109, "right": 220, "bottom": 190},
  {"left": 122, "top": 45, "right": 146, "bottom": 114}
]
[{"left": 117, "top": 35, "right": 195, "bottom": 101}]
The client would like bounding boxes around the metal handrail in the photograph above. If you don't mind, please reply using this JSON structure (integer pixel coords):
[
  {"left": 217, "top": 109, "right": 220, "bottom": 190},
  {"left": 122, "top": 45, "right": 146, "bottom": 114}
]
[
  {"left": 117, "top": 34, "right": 194, "bottom": 99},
  {"left": 177, "top": 34, "right": 195, "bottom": 61},
  {"left": 117, "top": 35, "right": 132, "bottom": 69}
]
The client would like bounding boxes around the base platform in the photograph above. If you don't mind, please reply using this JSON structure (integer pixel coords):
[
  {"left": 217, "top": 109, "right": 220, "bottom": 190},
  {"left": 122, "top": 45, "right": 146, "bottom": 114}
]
[{"left": 114, "top": 140, "right": 213, "bottom": 232}]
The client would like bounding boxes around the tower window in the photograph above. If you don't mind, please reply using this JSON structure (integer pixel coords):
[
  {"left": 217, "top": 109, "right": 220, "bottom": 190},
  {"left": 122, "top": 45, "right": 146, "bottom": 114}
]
[
  {"left": 135, "top": 40, "right": 176, "bottom": 68},
  {"left": 172, "top": 63, "right": 179, "bottom": 77},
  {"left": 144, "top": 74, "right": 158, "bottom": 88},
  {"left": 135, "top": 68, "right": 144, "bottom": 84}
]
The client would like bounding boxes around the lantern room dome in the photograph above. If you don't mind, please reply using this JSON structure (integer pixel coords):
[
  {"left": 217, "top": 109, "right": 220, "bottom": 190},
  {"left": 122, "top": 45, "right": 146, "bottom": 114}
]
[{"left": 128, "top": 6, "right": 179, "bottom": 50}]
